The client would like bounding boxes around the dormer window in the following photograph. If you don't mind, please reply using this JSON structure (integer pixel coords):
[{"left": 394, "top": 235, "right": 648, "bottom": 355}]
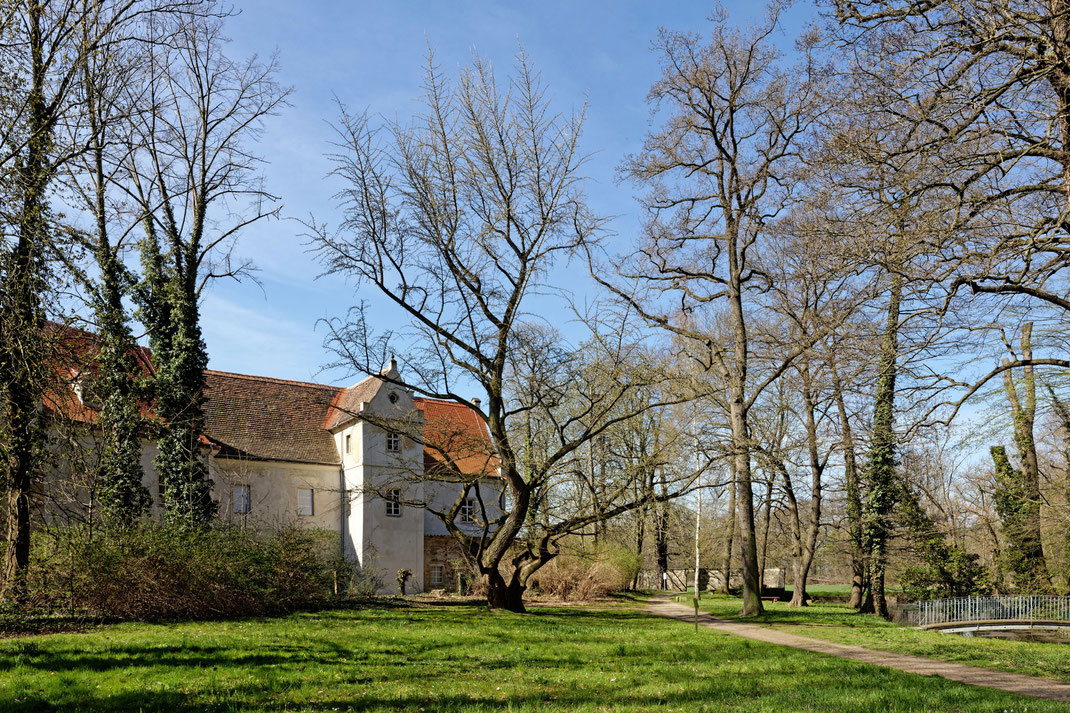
[
  {"left": 459, "top": 498, "right": 475, "bottom": 524},
  {"left": 386, "top": 431, "right": 400, "bottom": 453},
  {"left": 71, "top": 375, "right": 100, "bottom": 409}
]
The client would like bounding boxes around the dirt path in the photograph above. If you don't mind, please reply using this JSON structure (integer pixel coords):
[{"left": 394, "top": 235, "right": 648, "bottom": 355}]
[{"left": 646, "top": 593, "right": 1070, "bottom": 703}]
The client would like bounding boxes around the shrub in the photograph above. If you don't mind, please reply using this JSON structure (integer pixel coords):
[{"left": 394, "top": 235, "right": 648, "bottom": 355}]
[
  {"left": 26, "top": 523, "right": 340, "bottom": 621},
  {"left": 532, "top": 545, "right": 637, "bottom": 600}
]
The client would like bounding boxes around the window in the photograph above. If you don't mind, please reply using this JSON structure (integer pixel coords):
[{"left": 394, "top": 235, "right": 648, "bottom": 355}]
[
  {"left": 297, "top": 488, "right": 314, "bottom": 516},
  {"left": 430, "top": 564, "right": 443, "bottom": 587},
  {"left": 386, "top": 431, "right": 400, "bottom": 453},
  {"left": 385, "top": 488, "right": 402, "bottom": 517},
  {"left": 459, "top": 497, "right": 476, "bottom": 523},
  {"left": 345, "top": 434, "right": 351, "bottom": 454},
  {"left": 233, "top": 484, "right": 250, "bottom": 514}
]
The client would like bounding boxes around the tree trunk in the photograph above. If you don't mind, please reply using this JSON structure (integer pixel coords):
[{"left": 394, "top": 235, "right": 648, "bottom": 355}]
[
  {"left": 831, "top": 358, "right": 866, "bottom": 609},
  {"left": 654, "top": 466, "right": 669, "bottom": 589},
  {"left": 863, "top": 268, "right": 904, "bottom": 620},
  {"left": 730, "top": 397, "right": 762, "bottom": 616},
  {"left": 781, "top": 462, "right": 803, "bottom": 605},
  {"left": 790, "top": 365, "right": 824, "bottom": 608},
  {"left": 758, "top": 476, "right": 774, "bottom": 592},
  {"left": 484, "top": 570, "right": 527, "bottom": 613},
  {"left": 998, "top": 323, "right": 1054, "bottom": 593},
  {"left": 2, "top": 3, "right": 49, "bottom": 601},
  {"left": 721, "top": 469, "right": 736, "bottom": 594}
]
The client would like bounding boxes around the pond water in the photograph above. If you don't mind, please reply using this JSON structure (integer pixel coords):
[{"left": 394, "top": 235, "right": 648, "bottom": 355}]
[{"left": 961, "top": 630, "right": 1070, "bottom": 644}]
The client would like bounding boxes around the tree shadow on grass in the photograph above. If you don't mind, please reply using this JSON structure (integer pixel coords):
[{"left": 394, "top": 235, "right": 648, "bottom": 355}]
[{"left": 5, "top": 651, "right": 1049, "bottom": 713}]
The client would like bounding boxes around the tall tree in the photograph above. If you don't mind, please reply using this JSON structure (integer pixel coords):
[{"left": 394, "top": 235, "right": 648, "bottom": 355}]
[
  {"left": 62, "top": 2, "right": 151, "bottom": 525},
  {"left": 597, "top": 8, "right": 823, "bottom": 615},
  {"left": 991, "top": 323, "right": 1054, "bottom": 592},
  {"left": 311, "top": 51, "right": 693, "bottom": 611},
  {"left": 125, "top": 11, "right": 286, "bottom": 528},
  {"left": 832, "top": 0, "right": 1070, "bottom": 382},
  {"left": 0, "top": 0, "right": 195, "bottom": 596}
]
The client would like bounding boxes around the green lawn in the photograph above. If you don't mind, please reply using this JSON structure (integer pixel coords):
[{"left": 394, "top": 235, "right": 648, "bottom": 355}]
[
  {"left": 684, "top": 592, "right": 1070, "bottom": 684},
  {"left": 0, "top": 601, "right": 1062, "bottom": 712}
]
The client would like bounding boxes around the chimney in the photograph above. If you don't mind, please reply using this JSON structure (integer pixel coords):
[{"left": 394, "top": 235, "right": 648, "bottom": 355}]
[
  {"left": 472, "top": 397, "right": 482, "bottom": 410},
  {"left": 389, "top": 354, "right": 397, "bottom": 372}
]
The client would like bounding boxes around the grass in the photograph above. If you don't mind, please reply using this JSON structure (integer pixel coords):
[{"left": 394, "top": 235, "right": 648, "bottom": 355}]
[
  {"left": 683, "top": 592, "right": 1070, "bottom": 684},
  {"left": 0, "top": 600, "right": 1063, "bottom": 712}
]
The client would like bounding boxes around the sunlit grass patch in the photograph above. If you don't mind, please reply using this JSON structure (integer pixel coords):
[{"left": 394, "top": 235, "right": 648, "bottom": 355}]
[
  {"left": 686, "top": 592, "right": 1070, "bottom": 683},
  {"left": 0, "top": 601, "right": 1060, "bottom": 711}
]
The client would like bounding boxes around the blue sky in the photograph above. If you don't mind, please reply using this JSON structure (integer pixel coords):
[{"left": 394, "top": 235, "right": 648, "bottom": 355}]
[{"left": 201, "top": 1, "right": 818, "bottom": 387}]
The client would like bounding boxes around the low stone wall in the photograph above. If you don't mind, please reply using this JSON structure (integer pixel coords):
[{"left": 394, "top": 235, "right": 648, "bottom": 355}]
[{"left": 638, "top": 567, "right": 786, "bottom": 591}]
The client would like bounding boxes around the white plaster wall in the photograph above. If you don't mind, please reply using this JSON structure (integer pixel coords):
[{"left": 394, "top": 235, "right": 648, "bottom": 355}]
[
  {"left": 423, "top": 478, "right": 507, "bottom": 537},
  {"left": 344, "top": 379, "right": 427, "bottom": 594},
  {"left": 36, "top": 432, "right": 161, "bottom": 525},
  {"left": 210, "top": 458, "right": 343, "bottom": 537}
]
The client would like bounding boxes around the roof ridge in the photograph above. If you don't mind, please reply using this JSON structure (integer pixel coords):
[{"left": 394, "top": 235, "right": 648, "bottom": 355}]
[
  {"left": 204, "top": 369, "right": 340, "bottom": 391},
  {"left": 413, "top": 396, "right": 471, "bottom": 406}
]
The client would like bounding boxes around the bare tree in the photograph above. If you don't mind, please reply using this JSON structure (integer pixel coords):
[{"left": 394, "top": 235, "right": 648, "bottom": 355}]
[
  {"left": 594, "top": 7, "right": 824, "bottom": 615},
  {"left": 311, "top": 50, "right": 692, "bottom": 612},
  {"left": 123, "top": 11, "right": 287, "bottom": 528}
]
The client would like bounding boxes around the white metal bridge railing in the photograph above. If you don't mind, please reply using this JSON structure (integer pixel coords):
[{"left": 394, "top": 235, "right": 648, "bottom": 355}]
[{"left": 907, "top": 596, "right": 1070, "bottom": 627}]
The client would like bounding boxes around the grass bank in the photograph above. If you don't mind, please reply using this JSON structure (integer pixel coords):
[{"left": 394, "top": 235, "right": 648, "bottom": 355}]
[
  {"left": 0, "top": 600, "right": 1060, "bottom": 712},
  {"left": 681, "top": 592, "right": 1070, "bottom": 684}
]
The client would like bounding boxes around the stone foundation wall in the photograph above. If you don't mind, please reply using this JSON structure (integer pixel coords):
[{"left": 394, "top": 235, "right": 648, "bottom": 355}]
[{"left": 423, "top": 536, "right": 472, "bottom": 592}]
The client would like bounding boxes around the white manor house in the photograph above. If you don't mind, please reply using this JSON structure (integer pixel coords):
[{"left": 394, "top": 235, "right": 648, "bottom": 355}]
[{"left": 46, "top": 328, "right": 503, "bottom": 595}]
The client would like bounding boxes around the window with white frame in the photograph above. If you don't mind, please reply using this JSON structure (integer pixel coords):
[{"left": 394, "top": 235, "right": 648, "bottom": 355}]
[
  {"left": 297, "top": 488, "right": 314, "bottom": 516},
  {"left": 459, "top": 497, "right": 476, "bottom": 523},
  {"left": 233, "top": 484, "right": 251, "bottom": 514},
  {"left": 386, "top": 431, "right": 401, "bottom": 453},
  {"left": 385, "top": 488, "right": 402, "bottom": 517},
  {"left": 430, "top": 564, "right": 444, "bottom": 587}
]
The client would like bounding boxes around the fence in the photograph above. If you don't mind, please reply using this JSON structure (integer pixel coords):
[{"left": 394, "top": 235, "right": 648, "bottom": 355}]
[{"left": 907, "top": 596, "right": 1070, "bottom": 627}]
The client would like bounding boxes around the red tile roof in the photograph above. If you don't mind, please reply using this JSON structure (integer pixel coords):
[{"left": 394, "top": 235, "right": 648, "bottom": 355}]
[
  {"left": 203, "top": 371, "right": 342, "bottom": 465},
  {"left": 43, "top": 324, "right": 494, "bottom": 475},
  {"left": 414, "top": 397, "right": 499, "bottom": 478},
  {"left": 41, "top": 322, "right": 155, "bottom": 425},
  {"left": 322, "top": 374, "right": 381, "bottom": 430}
]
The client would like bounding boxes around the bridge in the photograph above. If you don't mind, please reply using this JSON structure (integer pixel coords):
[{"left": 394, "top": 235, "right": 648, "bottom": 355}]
[{"left": 906, "top": 595, "right": 1070, "bottom": 634}]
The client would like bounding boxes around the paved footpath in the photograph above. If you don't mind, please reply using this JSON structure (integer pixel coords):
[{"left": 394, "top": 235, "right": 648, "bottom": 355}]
[{"left": 646, "top": 593, "right": 1070, "bottom": 703}]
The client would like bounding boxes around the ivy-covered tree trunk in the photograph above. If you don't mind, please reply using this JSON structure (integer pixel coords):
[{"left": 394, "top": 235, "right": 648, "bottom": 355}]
[
  {"left": 1048, "top": 388, "right": 1070, "bottom": 594},
  {"left": 138, "top": 231, "right": 215, "bottom": 528},
  {"left": 94, "top": 254, "right": 150, "bottom": 525},
  {"left": 81, "top": 45, "right": 150, "bottom": 527},
  {"left": 2, "top": 4, "right": 51, "bottom": 600},
  {"left": 862, "top": 269, "right": 903, "bottom": 620},
  {"left": 991, "top": 446, "right": 1053, "bottom": 593},
  {"left": 994, "top": 324, "right": 1053, "bottom": 593}
]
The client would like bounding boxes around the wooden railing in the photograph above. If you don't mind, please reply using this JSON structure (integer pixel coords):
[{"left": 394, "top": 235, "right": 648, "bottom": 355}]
[{"left": 906, "top": 596, "right": 1070, "bottom": 627}]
